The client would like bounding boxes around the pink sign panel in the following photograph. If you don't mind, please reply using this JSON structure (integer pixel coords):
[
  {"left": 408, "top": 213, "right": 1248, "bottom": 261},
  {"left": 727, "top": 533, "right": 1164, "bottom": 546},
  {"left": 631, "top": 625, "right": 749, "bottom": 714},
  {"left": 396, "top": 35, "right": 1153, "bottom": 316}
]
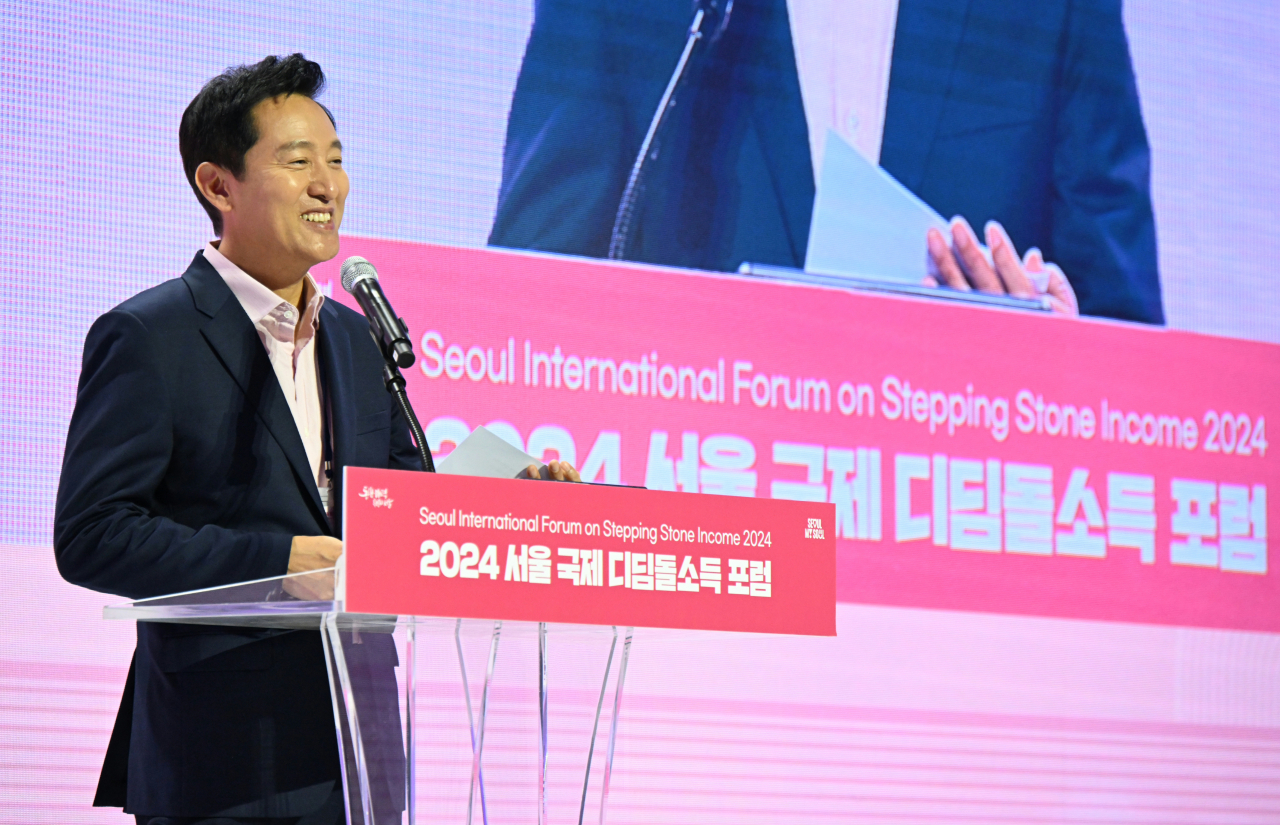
[
  {"left": 342, "top": 467, "right": 837, "bottom": 634},
  {"left": 317, "top": 241, "right": 1279, "bottom": 632}
]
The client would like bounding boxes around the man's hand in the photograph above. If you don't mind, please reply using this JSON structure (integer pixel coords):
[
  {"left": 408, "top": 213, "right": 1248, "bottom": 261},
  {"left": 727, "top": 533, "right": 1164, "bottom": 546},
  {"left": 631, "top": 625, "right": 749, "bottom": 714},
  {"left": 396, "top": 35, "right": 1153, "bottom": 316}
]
[
  {"left": 288, "top": 535, "right": 343, "bottom": 573},
  {"left": 523, "top": 460, "right": 582, "bottom": 482},
  {"left": 283, "top": 535, "right": 342, "bottom": 601},
  {"left": 926, "top": 217, "right": 1079, "bottom": 317}
]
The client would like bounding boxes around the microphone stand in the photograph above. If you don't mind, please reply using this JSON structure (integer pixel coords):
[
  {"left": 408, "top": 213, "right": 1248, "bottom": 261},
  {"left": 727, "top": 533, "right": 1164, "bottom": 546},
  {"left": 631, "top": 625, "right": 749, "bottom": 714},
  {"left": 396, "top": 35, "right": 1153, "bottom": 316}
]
[
  {"left": 607, "top": 5, "right": 719, "bottom": 260},
  {"left": 381, "top": 358, "right": 436, "bottom": 473}
]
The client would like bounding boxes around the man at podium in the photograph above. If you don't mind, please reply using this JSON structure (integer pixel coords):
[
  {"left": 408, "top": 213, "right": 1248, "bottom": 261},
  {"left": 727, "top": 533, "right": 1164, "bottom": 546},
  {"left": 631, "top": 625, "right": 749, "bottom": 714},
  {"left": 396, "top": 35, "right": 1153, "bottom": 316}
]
[{"left": 54, "top": 55, "right": 419, "bottom": 824}]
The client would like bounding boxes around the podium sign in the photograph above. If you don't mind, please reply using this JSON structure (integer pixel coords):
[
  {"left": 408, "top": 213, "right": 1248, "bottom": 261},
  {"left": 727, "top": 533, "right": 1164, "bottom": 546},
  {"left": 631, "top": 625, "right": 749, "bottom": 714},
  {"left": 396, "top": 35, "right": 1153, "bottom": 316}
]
[{"left": 343, "top": 467, "right": 836, "bottom": 635}]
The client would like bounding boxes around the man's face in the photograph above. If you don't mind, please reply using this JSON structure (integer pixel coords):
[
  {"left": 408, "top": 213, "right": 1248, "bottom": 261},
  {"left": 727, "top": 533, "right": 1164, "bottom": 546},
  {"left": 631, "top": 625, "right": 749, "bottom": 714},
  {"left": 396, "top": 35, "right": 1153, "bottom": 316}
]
[{"left": 221, "top": 94, "right": 347, "bottom": 285}]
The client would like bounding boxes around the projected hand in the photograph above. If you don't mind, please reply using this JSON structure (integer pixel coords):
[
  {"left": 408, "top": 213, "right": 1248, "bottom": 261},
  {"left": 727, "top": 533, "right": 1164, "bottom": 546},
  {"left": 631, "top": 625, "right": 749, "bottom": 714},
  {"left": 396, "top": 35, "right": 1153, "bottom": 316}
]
[
  {"left": 523, "top": 460, "right": 582, "bottom": 482},
  {"left": 926, "top": 217, "right": 1079, "bottom": 317}
]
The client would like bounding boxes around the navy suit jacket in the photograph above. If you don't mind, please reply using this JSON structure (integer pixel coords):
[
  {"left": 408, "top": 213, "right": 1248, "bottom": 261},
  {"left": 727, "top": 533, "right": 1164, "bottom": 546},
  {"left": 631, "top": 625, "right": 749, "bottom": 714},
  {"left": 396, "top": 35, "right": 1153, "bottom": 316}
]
[
  {"left": 54, "top": 252, "right": 421, "bottom": 816},
  {"left": 488, "top": 0, "right": 1163, "bottom": 324}
]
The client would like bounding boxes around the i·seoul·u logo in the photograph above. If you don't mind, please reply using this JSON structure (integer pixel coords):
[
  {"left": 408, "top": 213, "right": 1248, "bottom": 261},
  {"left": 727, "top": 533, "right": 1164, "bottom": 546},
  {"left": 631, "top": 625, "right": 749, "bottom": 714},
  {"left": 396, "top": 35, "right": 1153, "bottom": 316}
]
[{"left": 358, "top": 486, "right": 394, "bottom": 509}]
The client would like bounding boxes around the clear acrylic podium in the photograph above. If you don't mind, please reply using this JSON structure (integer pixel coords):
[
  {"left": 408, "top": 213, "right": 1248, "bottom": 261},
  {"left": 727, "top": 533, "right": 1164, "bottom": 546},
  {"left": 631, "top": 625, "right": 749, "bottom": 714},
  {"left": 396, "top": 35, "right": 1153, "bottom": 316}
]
[{"left": 105, "top": 568, "right": 641, "bottom": 825}]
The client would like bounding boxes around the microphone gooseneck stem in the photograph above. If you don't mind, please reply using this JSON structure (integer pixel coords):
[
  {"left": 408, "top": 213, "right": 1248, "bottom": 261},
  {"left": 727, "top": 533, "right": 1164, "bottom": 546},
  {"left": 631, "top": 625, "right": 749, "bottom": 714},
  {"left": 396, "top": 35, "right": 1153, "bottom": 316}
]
[
  {"left": 608, "top": 7, "right": 709, "bottom": 261},
  {"left": 383, "top": 362, "right": 436, "bottom": 473}
]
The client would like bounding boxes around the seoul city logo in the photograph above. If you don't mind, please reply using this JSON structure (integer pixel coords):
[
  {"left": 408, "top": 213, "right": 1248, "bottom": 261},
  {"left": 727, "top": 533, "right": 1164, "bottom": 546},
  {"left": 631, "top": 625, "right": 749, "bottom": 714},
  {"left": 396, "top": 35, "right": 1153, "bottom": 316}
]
[
  {"left": 359, "top": 486, "right": 393, "bottom": 509},
  {"left": 804, "top": 518, "right": 824, "bottom": 539}
]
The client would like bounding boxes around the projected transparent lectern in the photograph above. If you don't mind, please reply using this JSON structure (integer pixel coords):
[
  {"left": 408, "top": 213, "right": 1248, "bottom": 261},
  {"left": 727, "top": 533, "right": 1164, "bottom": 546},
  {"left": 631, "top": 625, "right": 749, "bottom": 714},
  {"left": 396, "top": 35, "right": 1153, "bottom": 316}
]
[{"left": 105, "top": 568, "right": 635, "bottom": 825}]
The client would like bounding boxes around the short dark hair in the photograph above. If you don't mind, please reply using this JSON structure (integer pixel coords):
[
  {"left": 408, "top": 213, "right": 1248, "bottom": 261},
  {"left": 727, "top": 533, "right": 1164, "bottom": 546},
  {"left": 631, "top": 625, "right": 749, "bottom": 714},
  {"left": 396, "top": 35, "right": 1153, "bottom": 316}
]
[{"left": 179, "top": 54, "right": 336, "bottom": 235}]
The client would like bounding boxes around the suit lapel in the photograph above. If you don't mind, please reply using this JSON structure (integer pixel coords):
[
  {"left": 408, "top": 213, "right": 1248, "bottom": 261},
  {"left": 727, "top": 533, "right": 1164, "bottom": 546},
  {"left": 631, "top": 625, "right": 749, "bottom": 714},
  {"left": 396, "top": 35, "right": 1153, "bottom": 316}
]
[
  {"left": 880, "top": 0, "right": 973, "bottom": 192},
  {"left": 316, "top": 301, "right": 359, "bottom": 533},
  {"left": 183, "top": 254, "right": 329, "bottom": 529}
]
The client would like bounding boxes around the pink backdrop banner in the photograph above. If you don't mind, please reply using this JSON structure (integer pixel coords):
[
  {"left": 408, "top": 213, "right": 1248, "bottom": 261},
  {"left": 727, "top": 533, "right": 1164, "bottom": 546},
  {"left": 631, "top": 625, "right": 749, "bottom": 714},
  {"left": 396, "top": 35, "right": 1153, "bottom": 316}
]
[
  {"left": 342, "top": 468, "right": 837, "bottom": 634},
  {"left": 317, "top": 241, "right": 1279, "bottom": 632}
]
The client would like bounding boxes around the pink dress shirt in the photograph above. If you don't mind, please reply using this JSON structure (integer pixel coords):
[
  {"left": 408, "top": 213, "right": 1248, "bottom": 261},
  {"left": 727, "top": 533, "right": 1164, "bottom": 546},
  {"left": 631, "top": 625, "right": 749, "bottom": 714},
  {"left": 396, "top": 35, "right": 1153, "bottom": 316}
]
[
  {"left": 787, "top": 0, "right": 900, "bottom": 173},
  {"left": 204, "top": 243, "right": 330, "bottom": 512}
]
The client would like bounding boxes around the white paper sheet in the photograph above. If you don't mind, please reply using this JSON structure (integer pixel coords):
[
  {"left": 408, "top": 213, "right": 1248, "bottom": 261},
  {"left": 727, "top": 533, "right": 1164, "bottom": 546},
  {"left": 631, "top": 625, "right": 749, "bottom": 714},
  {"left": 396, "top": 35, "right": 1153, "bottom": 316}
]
[
  {"left": 804, "top": 129, "right": 950, "bottom": 283},
  {"left": 435, "top": 425, "right": 546, "bottom": 479}
]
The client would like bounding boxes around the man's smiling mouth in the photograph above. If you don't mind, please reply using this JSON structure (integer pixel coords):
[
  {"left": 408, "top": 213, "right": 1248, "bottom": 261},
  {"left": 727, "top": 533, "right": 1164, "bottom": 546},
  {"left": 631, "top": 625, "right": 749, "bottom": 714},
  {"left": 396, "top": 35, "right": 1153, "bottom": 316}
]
[{"left": 302, "top": 213, "right": 332, "bottom": 223}]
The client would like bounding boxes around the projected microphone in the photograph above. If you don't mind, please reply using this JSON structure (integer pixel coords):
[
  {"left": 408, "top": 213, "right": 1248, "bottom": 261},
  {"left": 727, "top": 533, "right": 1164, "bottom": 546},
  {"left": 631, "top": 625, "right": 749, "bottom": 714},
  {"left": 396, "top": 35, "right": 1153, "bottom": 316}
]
[
  {"left": 341, "top": 256, "right": 415, "bottom": 369},
  {"left": 607, "top": 0, "right": 733, "bottom": 260},
  {"left": 697, "top": 0, "right": 734, "bottom": 43}
]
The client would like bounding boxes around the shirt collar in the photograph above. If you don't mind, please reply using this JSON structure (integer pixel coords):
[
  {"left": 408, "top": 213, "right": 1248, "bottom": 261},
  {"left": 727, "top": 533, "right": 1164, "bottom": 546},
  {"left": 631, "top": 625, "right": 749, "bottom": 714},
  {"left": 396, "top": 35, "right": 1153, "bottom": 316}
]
[{"left": 203, "top": 242, "right": 325, "bottom": 329}]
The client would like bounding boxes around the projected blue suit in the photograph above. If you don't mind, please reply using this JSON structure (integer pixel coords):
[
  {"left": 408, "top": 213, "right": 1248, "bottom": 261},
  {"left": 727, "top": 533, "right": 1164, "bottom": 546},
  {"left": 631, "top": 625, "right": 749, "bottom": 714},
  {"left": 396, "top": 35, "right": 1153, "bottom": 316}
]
[{"left": 488, "top": 0, "right": 1164, "bottom": 324}]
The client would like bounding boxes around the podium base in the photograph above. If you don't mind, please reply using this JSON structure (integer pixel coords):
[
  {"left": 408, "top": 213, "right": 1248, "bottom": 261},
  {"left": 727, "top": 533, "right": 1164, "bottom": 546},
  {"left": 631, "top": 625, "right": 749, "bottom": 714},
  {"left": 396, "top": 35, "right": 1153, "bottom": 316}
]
[{"left": 107, "top": 570, "right": 638, "bottom": 825}]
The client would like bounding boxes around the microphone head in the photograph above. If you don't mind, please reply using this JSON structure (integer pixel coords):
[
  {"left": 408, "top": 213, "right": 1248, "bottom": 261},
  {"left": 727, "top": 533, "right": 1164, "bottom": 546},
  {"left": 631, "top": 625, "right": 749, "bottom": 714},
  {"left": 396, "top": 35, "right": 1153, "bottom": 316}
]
[
  {"left": 695, "top": 0, "right": 733, "bottom": 41},
  {"left": 340, "top": 256, "right": 378, "bottom": 293}
]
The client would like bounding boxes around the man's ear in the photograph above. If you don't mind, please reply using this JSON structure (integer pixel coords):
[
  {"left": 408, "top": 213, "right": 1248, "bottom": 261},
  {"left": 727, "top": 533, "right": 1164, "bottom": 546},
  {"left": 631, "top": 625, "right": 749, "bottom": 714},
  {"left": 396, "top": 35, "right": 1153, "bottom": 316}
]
[{"left": 193, "top": 162, "right": 235, "bottom": 217}]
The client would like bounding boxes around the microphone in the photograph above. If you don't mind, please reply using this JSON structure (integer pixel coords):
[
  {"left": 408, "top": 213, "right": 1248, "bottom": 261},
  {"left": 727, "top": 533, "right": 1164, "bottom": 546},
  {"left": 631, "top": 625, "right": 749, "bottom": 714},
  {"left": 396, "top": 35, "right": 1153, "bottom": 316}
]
[
  {"left": 340, "top": 256, "right": 435, "bottom": 472},
  {"left": 696, "top": 0, "right": 734, "bottom": 44},
  {"left": 340, "top": 256, "right": 414, "bottom": 369}
]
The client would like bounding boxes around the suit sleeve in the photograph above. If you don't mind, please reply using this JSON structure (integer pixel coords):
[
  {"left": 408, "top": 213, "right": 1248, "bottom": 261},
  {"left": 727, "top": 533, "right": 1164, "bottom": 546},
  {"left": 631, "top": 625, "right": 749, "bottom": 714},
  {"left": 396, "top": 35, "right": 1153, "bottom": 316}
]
[
  {"left": 53, "top": 310, "right": 293, "bottom": 600},
  {"left": 1051, "top": 0, "right": 1163, "bottom": 323}
]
